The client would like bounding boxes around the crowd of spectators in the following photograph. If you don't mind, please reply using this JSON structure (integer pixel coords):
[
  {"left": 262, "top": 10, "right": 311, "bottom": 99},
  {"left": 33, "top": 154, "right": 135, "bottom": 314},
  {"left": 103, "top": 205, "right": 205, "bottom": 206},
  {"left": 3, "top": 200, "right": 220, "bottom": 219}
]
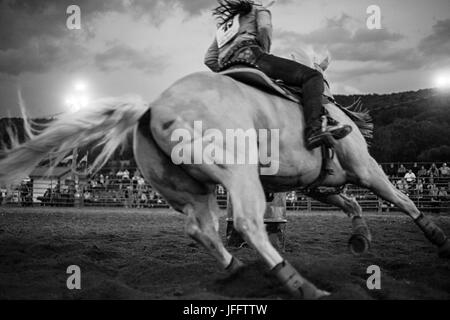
[
  {"left": 382, "top": 162, "right": 449, "bottom": 211},
  {"left": 80, "top": 169, "right": 166, "bottom": 208},
  {"left": 1, "top": 162, "right": 449, "bottom": 212}
]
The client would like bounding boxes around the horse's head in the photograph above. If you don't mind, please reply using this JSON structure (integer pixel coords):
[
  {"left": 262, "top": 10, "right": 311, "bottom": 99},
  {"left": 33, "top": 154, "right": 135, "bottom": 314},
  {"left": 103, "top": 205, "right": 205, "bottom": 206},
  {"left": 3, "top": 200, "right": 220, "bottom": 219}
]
[{"left": 316, "top": 55, "right": 330, "bottom": 72}]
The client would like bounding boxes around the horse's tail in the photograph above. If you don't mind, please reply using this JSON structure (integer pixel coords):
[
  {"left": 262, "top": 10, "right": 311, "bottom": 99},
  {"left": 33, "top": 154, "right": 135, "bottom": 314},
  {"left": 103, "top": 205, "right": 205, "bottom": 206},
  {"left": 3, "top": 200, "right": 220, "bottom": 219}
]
[{"left": 0, "top": 96, "right": 149, "bottom": 184}]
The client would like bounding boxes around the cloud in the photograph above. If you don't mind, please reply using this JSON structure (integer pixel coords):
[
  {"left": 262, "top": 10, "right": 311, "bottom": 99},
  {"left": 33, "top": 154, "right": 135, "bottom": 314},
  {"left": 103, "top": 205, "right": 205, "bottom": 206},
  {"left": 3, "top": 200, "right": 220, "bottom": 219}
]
[
  {"left": 0, "top": 43, "right": 58, "bottom": 75},
  {"left": 274, "top": 14, "right": 407, "bottom": 59},
  {"left": 0, "top": 0, "right": 177, "bottom": 75},
  {"left": 418, "top": 19, "right": 450, "bottom": 58},
  {"left": 352, "top": 28, "right": 404, "bottom": 43},
  {"left": 94, "top": 44, "right": 167, "bottom": 73},
  {"left": 272, "top": 14, "right": 426, "bottom": 84},
  {"left": 0, "top": 0, "right": 301, "bottom": 76}
]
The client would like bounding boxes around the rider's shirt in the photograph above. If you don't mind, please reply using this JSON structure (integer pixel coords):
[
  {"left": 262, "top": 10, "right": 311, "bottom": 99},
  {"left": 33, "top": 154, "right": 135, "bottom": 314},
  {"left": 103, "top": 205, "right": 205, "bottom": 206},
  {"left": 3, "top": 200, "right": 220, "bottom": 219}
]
[{"left": 204, "top": 5, "right": 272, "bottom": 72}]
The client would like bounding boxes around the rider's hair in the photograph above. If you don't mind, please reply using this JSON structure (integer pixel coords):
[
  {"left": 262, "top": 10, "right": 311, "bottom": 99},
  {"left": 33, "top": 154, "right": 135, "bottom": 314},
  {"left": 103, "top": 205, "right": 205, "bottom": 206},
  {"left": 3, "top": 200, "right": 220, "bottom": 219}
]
[{"left": 212, "top": 0, "right": 256, "bottom": 25}]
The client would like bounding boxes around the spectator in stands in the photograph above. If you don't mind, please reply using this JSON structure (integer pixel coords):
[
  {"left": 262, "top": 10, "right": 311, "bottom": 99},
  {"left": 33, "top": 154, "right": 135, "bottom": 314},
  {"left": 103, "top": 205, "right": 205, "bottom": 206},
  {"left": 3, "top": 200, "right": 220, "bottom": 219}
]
[
  {"left": 428, "top": 163, "right": 439, "bottom": 177},
  {"left": 415, "top": 179, "right": 424, "bottom": 197},
  {"left": 38, "top": 187, "right": 53, "bottom": 206},
  {"left": 429, "top": 183, "right": 439, "bottom": 197},
  {"left": 104, "top": 174, "right": 110, "bottom": 188},
  {"left": 286, "top": 191, "right": 297, "bottom": 205},
  {"left": 137, "top": 176, "right": 145, "bottom": 190},
  {"left": 122, "top": 169, "right": 130, "bottom": 180},
  {"left": 397, "top": 164, "right": 407, "bottom": 177},
  {"left": 439, "top": 163, "right": 449, "bottom": 177},
  {"left": 217, "top": 185, "right": 225, "bottom": 195},
  {"left": 438, "top": 187, "right": 448, "bottom": 200},
  {"left": 132, "top": 170, "right": 139, "bottom": 190},
  {"left": 116, "top": 169, "right": 124, "bottom": 181},
  {"left": 139, "top": 192, "right": 148, "bottom": 208},
  {"left": 396, "top": 178, "right": 409, "bottom": 195},
  {"left": 417, "top": 166, "right": 427, "bottom": 177},
  {"left": 90, "top": 177, "right": 98, "bottom": 188},
  {"left": 386, "top": 163, "right": 395, "bottom": 177},
  {"left": 426, "top": 177, "right": 435, "bottom": 190},
  {"left": 404, "top": 169, "right": 416, "bottom": 185},
  {"left": 427, "top": 184, "right": 440, "bottom": 212},
  {"left": 83, "top": 190, "right": 92, "bottom": 203}
]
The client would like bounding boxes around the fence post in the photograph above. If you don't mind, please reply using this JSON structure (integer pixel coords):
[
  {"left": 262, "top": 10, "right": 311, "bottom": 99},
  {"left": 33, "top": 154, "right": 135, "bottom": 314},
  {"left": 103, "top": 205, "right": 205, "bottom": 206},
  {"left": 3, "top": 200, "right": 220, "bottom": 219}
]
[{"left": 307, "top": 197, "right": 312, "bottom": 213}]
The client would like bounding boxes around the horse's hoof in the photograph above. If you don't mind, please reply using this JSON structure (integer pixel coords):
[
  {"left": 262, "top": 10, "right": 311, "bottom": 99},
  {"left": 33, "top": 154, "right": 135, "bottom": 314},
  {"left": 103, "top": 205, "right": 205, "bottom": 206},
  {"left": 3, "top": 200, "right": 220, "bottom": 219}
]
[
  {"left": 225, "top": 257, "right": 245, "bottom": 275},
  {"left": 438, "top": 239, "right": 450, "bottom": 259},
  {"left": 271, "top": 260, "right": 328, "bottom": 299},
  {"left": 290, "top": 281, "right": 330, "bottom": 300},
  {"left": 348, "top": 234, "right": 370, "bottom": 255},
  {"left": 315, "top": 289, "right": 331, "bottom": 299}
]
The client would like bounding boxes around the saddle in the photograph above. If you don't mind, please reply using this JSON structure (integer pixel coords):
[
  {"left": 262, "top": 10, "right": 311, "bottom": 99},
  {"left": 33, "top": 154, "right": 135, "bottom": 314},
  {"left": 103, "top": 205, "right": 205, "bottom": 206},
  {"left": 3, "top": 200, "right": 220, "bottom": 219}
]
[
  {"left": 220, "top": 67, "right": 336, "bottom": 191},
  {"left": 220, "top": 67, "right": 335, "bottom": 105}
]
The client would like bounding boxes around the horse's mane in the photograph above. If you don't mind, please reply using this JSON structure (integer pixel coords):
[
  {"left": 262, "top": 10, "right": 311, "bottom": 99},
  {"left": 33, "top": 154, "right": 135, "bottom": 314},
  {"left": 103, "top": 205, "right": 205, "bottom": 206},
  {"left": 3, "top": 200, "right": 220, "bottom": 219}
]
[
  {"left": 337, "top": 98, "right": 373, "bottom": 143},
  {"left": 212, "top": 0, "right": 255, "bottom": 25}
]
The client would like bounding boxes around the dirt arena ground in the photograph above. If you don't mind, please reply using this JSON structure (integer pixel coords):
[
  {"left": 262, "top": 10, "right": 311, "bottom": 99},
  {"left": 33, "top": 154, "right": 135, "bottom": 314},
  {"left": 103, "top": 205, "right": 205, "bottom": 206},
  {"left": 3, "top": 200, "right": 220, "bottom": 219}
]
[{"left": 0, "top": 207, "right": 449, "bottom": 300}]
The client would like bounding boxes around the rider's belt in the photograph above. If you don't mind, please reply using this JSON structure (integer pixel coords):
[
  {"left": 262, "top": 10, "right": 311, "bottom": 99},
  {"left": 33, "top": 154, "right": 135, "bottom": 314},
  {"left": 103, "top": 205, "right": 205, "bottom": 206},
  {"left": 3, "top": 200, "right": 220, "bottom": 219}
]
[{"left": 219, "top": 40, "right": 263, "bottom": 71}]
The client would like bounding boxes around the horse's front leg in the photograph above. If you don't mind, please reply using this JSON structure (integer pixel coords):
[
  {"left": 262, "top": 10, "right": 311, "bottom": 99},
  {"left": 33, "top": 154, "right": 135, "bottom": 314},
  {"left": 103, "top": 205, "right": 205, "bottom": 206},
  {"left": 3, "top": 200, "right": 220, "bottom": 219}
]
[
  {"left": 224, "top": 166, "right": 329, "bottom": 299},
  {"left": 307, "top": 192, "right": 371, "bottom": 255}
]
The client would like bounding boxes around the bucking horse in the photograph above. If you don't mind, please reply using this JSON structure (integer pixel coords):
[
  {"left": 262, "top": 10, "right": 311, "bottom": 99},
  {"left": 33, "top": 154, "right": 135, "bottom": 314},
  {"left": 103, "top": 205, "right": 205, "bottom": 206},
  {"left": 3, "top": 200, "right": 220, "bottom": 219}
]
[{"left": 0, "top": 63, "right": 449, "bottom": 299}]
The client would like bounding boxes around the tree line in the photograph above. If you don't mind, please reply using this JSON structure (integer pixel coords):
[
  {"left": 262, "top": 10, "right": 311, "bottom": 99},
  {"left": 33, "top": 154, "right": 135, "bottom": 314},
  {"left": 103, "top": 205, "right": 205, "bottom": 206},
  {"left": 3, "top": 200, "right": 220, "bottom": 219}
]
[{"left": 1, "top": 88, "right": 449, "bottom": 163}]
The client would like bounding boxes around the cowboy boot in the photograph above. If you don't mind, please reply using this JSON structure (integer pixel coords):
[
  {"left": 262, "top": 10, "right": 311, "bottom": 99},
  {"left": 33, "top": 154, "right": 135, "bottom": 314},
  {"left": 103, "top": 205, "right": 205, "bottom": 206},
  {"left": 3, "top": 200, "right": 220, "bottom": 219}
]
[
  {"left": 305, "top": 118, "right": 352, "bottom": 150},
  {"left": 301, "top": 71, "right": 352, "bottom": 149},
  {"left": 326, "top": 117, "right": 353, "bottom": 140}
]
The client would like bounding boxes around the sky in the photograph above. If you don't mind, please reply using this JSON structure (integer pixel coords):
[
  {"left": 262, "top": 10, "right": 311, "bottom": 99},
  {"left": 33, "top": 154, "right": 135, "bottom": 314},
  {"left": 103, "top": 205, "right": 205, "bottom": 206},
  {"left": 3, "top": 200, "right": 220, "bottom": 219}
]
[{"left": 0, "top": 0, "right": 449, "bottom": 117}]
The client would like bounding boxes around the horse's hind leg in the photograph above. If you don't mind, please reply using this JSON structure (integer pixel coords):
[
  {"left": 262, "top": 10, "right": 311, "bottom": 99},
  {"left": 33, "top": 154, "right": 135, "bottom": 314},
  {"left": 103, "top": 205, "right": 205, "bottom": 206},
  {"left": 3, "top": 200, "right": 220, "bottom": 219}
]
[
  {"left": 224, "top": 166, "right": 329, "bottom": 299},
  {"left": 308, "top": 192, "right": 371, "bottom": 255},
  {"left": 150, "top": 179, "right": 239, "bottom": 271},
  {"left": 133, "top": 120, "right": 241, "bottom": 272},
  {"left": 183, "top": 192, "right": 243, "bottom": 272},
  {"left": 356, "top": 157, "right": 450, "bottom": 258}
]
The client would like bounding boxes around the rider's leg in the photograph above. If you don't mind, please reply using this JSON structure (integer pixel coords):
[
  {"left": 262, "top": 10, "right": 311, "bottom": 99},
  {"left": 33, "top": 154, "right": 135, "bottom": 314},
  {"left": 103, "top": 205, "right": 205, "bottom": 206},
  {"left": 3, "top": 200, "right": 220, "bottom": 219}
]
[{"left": 255, "top": 53, "right": 351, "bottom": 149}]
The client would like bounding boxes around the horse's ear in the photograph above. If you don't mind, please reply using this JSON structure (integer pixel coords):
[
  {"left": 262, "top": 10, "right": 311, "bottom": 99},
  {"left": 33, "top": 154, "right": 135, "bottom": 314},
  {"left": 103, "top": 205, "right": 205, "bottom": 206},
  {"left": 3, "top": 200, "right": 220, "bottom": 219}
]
[{"left": 319, "top": 56, "right": 330, "bottom": 71}]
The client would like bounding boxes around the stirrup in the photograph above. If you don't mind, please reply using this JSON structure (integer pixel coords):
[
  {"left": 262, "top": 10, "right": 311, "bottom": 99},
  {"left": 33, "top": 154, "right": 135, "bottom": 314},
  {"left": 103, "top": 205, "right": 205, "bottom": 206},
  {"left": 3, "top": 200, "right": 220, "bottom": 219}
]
[
  {"left": 328, "top": 124, "right": 352, "bottom": 140},
  {"left": 306, "top": 131, "right": 330, "bottom": 150},
  {"left": 324, "top": 116, "right": 352, "bottom": 140}
]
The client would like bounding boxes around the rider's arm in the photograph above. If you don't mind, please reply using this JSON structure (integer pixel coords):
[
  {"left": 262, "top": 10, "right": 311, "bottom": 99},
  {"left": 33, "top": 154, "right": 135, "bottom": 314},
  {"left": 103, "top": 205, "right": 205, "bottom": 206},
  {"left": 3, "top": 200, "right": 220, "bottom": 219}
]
[
  {"left": 256, "top": 7, "right": 273, "bottom": 53},
  {"left": 204, "top": 39, "right": 220, "bottom": 72}
]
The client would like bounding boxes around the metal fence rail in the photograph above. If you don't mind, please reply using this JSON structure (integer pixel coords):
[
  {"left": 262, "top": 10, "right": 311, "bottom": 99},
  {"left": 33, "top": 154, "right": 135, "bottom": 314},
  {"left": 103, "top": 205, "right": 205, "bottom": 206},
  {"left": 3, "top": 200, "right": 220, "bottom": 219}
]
[{"left": 1, "top": 165, "right": 449, "bottom": 213}]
